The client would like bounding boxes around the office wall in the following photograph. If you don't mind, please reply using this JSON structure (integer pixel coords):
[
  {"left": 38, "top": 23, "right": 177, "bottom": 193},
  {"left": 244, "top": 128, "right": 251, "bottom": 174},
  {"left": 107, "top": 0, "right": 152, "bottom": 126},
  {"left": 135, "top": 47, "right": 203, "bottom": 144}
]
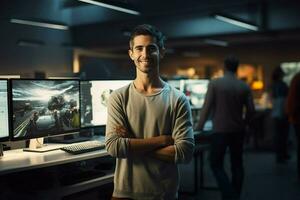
[
  {"left": 161, "top": 41, "right": 300, "bottom": 88},
  {"left": 79, "top": 56, "right": 135, "bottom": 80},
  {"left": 0, "top": 22, "right": 73, "bottom": 77}
]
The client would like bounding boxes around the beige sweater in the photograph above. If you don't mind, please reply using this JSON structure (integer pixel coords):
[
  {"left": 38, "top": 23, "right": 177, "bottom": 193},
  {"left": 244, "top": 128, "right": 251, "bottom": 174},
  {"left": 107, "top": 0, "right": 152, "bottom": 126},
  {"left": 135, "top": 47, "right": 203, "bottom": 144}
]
[{"left": 105, "top": 82, "right": 194, "bottom": 200}]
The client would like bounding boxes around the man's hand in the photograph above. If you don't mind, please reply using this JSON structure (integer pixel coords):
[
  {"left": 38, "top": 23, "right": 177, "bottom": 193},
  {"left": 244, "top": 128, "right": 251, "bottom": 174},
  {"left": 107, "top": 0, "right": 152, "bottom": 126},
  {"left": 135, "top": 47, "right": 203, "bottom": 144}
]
[
  {"left": 155, "top": 135, "right": 174, "bottom": 147},
  {"left": 114, "top": 125, "right": 131, "bottom": 138}
]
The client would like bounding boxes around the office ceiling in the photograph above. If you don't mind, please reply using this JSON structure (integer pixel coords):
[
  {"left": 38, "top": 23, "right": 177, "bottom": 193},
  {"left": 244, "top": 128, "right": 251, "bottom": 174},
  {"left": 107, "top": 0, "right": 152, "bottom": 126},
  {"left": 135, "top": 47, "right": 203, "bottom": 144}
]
[{"left": 2, "top": 0, "right": 300, "bottom": 54}]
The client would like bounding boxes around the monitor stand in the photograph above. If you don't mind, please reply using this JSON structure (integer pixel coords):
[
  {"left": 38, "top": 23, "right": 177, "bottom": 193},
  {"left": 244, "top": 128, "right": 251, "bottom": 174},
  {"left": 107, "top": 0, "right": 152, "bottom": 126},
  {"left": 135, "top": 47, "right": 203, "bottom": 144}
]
[
  {"left": 46, "top": 133, "right": 91, "bottom": 144},
  {"left": 0, "top": 143, "right": 3, "bottom": 157},
  {"left": 23, "top": 138, "right": 63, "bottom": 153}
]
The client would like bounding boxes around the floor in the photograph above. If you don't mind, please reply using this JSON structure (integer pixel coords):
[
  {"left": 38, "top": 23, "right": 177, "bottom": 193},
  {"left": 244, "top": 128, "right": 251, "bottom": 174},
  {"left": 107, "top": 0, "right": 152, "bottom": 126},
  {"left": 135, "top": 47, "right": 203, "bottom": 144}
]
[
  {"left": 62, "top": 138, "right": 300, "bottom": 200},
  {"left": 179, "top": 147, "right": 300, "bottom": 200}
]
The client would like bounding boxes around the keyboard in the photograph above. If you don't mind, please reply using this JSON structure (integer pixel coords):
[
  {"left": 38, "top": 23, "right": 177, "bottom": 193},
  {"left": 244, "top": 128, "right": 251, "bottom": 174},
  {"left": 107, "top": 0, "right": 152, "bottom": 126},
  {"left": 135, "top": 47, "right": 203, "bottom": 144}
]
[{"left": 60, "top": 140, "right": 105, "bottom": 155}]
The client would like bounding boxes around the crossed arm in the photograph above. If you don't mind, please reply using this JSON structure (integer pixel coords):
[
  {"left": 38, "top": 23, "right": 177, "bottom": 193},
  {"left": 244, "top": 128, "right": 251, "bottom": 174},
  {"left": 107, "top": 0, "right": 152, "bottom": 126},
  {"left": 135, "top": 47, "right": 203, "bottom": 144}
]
[
  {"left": 105, "top": 92, "right": 194, "bottom": 164},
  {"left": 113, "top": 125, "right": 175, "bottom": 163}
]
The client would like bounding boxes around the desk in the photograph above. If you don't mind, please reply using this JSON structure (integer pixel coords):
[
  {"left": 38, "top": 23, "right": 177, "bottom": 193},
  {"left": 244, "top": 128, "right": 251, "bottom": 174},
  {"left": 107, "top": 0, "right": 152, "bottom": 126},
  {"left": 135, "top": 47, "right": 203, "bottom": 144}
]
[
  {"left": 193, "top": 130, "right": 219, "bottom": 193},
  {"left": 0, "top": 145, "right": 109, "bottom": 175},
  {"left": 193, "top": 143, "right": 210, "bottom": 192},
  {"left": 0, "top": 142, "right": 114, "bottom": 199}
]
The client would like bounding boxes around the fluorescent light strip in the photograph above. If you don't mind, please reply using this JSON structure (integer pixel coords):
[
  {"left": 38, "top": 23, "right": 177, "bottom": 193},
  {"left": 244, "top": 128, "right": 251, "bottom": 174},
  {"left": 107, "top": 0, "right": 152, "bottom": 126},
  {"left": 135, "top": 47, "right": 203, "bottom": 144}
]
[
  {"left": 17, "top": 40, "right": 44, "bottom": 47},
  {"left": 10, "top": 19, "right": 69, "bottom": 30},
  {"left": 78, "top": 0, "right": 140, "bottom": 15},
  {"left": 215, "top": 14, "right": 258, "bottom": 31},
  {"left": 204, "top": 39, "right": 228, "bottom": 47}
]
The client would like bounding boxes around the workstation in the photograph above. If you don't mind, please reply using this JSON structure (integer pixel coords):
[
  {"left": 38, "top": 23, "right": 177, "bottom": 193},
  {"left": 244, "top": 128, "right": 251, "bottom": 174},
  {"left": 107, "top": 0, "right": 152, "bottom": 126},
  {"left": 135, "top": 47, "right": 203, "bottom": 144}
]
[{"left": 0, "top": 77, "right": 212, "bottom": 199}]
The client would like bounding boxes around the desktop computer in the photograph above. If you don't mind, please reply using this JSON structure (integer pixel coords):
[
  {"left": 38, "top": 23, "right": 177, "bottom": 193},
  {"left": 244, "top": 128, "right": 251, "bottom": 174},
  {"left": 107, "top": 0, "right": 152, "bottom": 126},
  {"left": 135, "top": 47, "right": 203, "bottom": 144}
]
[
  {"left": 0, "top": 79, "right": 10, "bottom": 156},
  {"left": 10, "top": 79, "right": 81, "bottom": 152},
  {"left": 80, "top": 80, "right": 131, "bottom": 128}
]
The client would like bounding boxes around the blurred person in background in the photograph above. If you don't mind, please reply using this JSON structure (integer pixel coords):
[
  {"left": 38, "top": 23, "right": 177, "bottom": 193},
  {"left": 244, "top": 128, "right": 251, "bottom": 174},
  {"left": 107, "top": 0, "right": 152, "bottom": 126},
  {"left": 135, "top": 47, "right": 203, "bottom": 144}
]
[
  {"left": 196, "top": 55, "right": 255, "bottom": 200},
  {"left": 286, "top": 72, "right": 300, "bottom": 181},
  {"left": 271, "top": 66, "right": 290, "bottom": 163}
]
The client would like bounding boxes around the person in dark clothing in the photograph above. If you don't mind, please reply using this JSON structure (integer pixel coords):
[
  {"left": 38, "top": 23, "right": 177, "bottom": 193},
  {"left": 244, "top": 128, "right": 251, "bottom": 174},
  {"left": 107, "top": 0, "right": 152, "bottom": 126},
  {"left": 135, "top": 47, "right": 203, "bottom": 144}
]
[
  {"left": 196, "top": 55, "right": 255, "bottom": 200},
  {"left": 271, "top": 66, "right": 290, "bottom": 163},
  {"left": 286, "top": 72, "right": 300, "bottom": 180}
]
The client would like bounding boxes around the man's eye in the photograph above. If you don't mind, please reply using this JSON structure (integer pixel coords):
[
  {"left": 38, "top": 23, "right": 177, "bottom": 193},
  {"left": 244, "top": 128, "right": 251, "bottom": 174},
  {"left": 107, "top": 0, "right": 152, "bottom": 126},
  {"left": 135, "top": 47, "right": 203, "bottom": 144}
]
[{"left": 134, "top": 47, "right": 143, "bottom": 51}]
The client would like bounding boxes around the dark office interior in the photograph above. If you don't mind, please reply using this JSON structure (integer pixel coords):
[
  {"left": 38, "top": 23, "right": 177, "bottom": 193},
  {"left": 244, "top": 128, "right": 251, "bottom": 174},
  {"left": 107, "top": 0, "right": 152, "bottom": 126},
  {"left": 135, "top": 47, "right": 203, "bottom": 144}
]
[{"left": 1, "top": 0, "right": 300, "bottom": 199}]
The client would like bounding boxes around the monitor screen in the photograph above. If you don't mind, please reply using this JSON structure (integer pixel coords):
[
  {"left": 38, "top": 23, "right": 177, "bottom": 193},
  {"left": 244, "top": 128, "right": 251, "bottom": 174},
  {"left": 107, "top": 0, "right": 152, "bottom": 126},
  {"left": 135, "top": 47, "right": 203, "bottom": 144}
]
[
  {"left": 281, "top": 62, "right": 300, "bottom": 86},
  {"left": 11, "top": 79, "right": 80, "bottom": 140},
  {"left": 181, "top": 79, "right": 209, "bottom": 109},
  {"left": 0, "top": 80, "right": 10, "bottom": 142},
  {"left": 80, "top": 80, "right": 131, "bottom": 128}
]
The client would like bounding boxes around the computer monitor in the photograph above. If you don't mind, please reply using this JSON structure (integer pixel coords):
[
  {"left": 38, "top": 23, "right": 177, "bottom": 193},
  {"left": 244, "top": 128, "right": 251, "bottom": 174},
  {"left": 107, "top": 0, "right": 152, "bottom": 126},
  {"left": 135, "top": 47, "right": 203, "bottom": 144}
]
[
  {"left": 0, "top": 79, "right": 10, "bottom": 142},
  {"left": 10, "top": 79, "right": 80, "bottom": 141},
  {"left": 281, "top": 62, "right": 300, "bottom": 86},
  {"left": 80, "top": 80, "right": 131, "bottom": 128},
  {"left": 181, "top": 79, "right": 209, "bottom": 109}
]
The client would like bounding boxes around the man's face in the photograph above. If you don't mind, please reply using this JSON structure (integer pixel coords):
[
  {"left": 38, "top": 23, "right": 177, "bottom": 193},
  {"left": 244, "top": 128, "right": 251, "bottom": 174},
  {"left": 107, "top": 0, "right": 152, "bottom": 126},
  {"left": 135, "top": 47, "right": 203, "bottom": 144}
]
[{"left": 129, "top": 35, "right": 164, "bottom": 74}]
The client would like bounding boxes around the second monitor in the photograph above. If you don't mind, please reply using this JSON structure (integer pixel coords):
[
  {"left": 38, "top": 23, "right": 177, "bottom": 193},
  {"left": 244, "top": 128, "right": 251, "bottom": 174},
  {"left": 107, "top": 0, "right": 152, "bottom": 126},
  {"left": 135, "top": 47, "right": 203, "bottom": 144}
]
[
  {"left": 0, "top": 79, "right": 10, "bottom": 142},
  {"left": 80, "top": 80, "right": 131, "bottom": 128}
]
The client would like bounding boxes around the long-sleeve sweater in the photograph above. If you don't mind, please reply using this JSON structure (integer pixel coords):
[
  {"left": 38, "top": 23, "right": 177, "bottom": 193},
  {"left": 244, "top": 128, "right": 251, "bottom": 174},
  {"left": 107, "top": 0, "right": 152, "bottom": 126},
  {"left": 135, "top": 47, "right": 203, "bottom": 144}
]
[{"left": 105, "top": 82, "right": 194, "bottom": 200}]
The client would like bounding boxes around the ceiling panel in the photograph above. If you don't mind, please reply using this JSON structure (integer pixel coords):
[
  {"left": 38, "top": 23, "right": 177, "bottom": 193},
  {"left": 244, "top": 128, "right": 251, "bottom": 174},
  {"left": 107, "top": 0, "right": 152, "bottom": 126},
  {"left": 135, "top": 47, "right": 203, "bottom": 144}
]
[{"left": 1, "top": 0, "right": 300, "bottom": 53}]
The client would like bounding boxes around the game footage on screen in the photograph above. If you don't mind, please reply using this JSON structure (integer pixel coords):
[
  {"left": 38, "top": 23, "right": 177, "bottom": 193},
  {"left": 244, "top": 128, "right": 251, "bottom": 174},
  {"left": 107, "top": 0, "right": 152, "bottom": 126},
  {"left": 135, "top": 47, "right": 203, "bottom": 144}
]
[{"left": 12, "top": 80, "right": 80, "bottom": 139}]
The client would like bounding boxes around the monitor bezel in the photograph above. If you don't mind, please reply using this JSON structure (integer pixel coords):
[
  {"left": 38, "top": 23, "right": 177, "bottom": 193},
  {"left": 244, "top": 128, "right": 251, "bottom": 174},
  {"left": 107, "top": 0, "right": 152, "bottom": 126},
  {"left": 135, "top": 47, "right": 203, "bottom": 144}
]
[
  {"left": 80, "top": 79, "right": 132, "bottom": 129},
  {"left": 9, "top": 78, "right": 81, "bottom": 141},
  {"left": 0, "top": 79, "right": 10, "bottom": 142}
]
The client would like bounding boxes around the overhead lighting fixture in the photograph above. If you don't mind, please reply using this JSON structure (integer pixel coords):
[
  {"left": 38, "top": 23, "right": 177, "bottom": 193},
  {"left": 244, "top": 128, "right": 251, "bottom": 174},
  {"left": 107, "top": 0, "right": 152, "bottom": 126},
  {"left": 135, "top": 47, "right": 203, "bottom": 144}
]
[
  {"left": 17, "top": 40, "right": 45, "bottom": 47},
  {"left": 78, "top": 0, "right": 140, "bottom": 15},
  {"left": 214, "top": 14, "right": 258, "bottom": 31},
  {"left": 10, "top": 19, "right": 69, "bottom": 30},
  {"left": 204, "top": 39, "right": 228, "bottom": 47}
]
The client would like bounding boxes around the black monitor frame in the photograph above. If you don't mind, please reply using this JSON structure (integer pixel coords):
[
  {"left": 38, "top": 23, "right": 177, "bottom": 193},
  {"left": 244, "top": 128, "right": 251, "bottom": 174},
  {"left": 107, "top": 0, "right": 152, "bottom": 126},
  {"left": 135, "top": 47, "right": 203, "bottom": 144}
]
[
  {"left": 0, "top": 79, "right": 10, "bottom": 142},
  {"left": 80, "top": 79, "right": 132, "bottom": 129},
  {"left": 9, "top": 78, "right": 81, "bottom": 141}
]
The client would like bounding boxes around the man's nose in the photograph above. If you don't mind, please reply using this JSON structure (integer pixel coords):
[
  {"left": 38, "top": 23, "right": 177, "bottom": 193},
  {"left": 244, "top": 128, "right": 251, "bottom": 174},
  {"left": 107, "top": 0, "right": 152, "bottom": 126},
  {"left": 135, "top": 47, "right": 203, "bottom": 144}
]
[{"left": 141, "top": 48, "right": 150, "bottom": 57}]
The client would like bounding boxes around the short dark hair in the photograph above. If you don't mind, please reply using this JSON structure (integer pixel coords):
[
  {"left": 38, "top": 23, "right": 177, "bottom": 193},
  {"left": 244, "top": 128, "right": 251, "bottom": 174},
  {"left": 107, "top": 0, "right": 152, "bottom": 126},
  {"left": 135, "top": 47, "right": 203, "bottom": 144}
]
[
  {"left": 129, "top": 24, "right": 166, "bottom": 49},
  {"left": 224, "top": 55, "right": 239, "bottom": 72}
]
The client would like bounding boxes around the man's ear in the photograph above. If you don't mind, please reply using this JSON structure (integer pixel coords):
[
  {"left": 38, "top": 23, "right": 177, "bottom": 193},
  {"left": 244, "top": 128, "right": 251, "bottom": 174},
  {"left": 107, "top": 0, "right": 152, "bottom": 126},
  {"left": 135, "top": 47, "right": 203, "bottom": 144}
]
[
  {"left": 160, "top": 48, "right": 166, "bottom": 59},
  {"left": 128, "top": 49, "right": 134, "bottom": 60}
]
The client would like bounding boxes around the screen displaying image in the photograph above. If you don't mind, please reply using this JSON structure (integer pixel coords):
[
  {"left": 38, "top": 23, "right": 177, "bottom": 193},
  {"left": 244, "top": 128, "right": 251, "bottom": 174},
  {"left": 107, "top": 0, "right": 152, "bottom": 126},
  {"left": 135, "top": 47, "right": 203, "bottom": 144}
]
[
  {"left": 0, "top": 80, "right": 9, "bottom": 141},
  {"left": 11, "top": 80, "right": 80, "bottom": 140},
  {"left": 281, "top": 62, "right": 300, "bottom": 86},
  {"left": 181, "top": 79, "right": 209, "bottom": 109},
  {"left": 80, "top": 80, "right": 131, "bottom": 127}
]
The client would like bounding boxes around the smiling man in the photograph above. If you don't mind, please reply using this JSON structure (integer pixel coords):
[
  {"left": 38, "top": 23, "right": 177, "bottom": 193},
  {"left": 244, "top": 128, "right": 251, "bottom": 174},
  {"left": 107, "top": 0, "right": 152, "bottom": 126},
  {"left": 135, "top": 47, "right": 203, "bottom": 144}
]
[{"left": 105, "top": 24, "right": 194, "bottom": 200}]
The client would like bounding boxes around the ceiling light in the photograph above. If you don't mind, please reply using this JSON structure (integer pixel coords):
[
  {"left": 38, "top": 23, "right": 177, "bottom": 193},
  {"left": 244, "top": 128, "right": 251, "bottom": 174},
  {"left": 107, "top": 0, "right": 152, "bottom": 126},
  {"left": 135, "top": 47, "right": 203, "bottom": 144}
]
[
  {"left": 17, "top": 40, "right": 45, "bottom": 47},
  {"left": 204, "top": 39, "right": 228, "bottom": 47},
  {"left": 78, "top": 0, "right": 140, "bottom": 15},
  {"left": 10, "top": 19, "right": 69, "bottom": 30},
  {"left": 214, "top": 14, "right": 258, "bottom": 31}
]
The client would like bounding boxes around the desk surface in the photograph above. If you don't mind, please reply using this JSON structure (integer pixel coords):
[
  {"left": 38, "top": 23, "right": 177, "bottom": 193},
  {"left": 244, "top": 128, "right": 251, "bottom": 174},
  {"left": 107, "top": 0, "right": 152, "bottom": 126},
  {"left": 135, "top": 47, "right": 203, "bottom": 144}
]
[{"left": 0, "top": 142, "right": 108, "bottom": 175}]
